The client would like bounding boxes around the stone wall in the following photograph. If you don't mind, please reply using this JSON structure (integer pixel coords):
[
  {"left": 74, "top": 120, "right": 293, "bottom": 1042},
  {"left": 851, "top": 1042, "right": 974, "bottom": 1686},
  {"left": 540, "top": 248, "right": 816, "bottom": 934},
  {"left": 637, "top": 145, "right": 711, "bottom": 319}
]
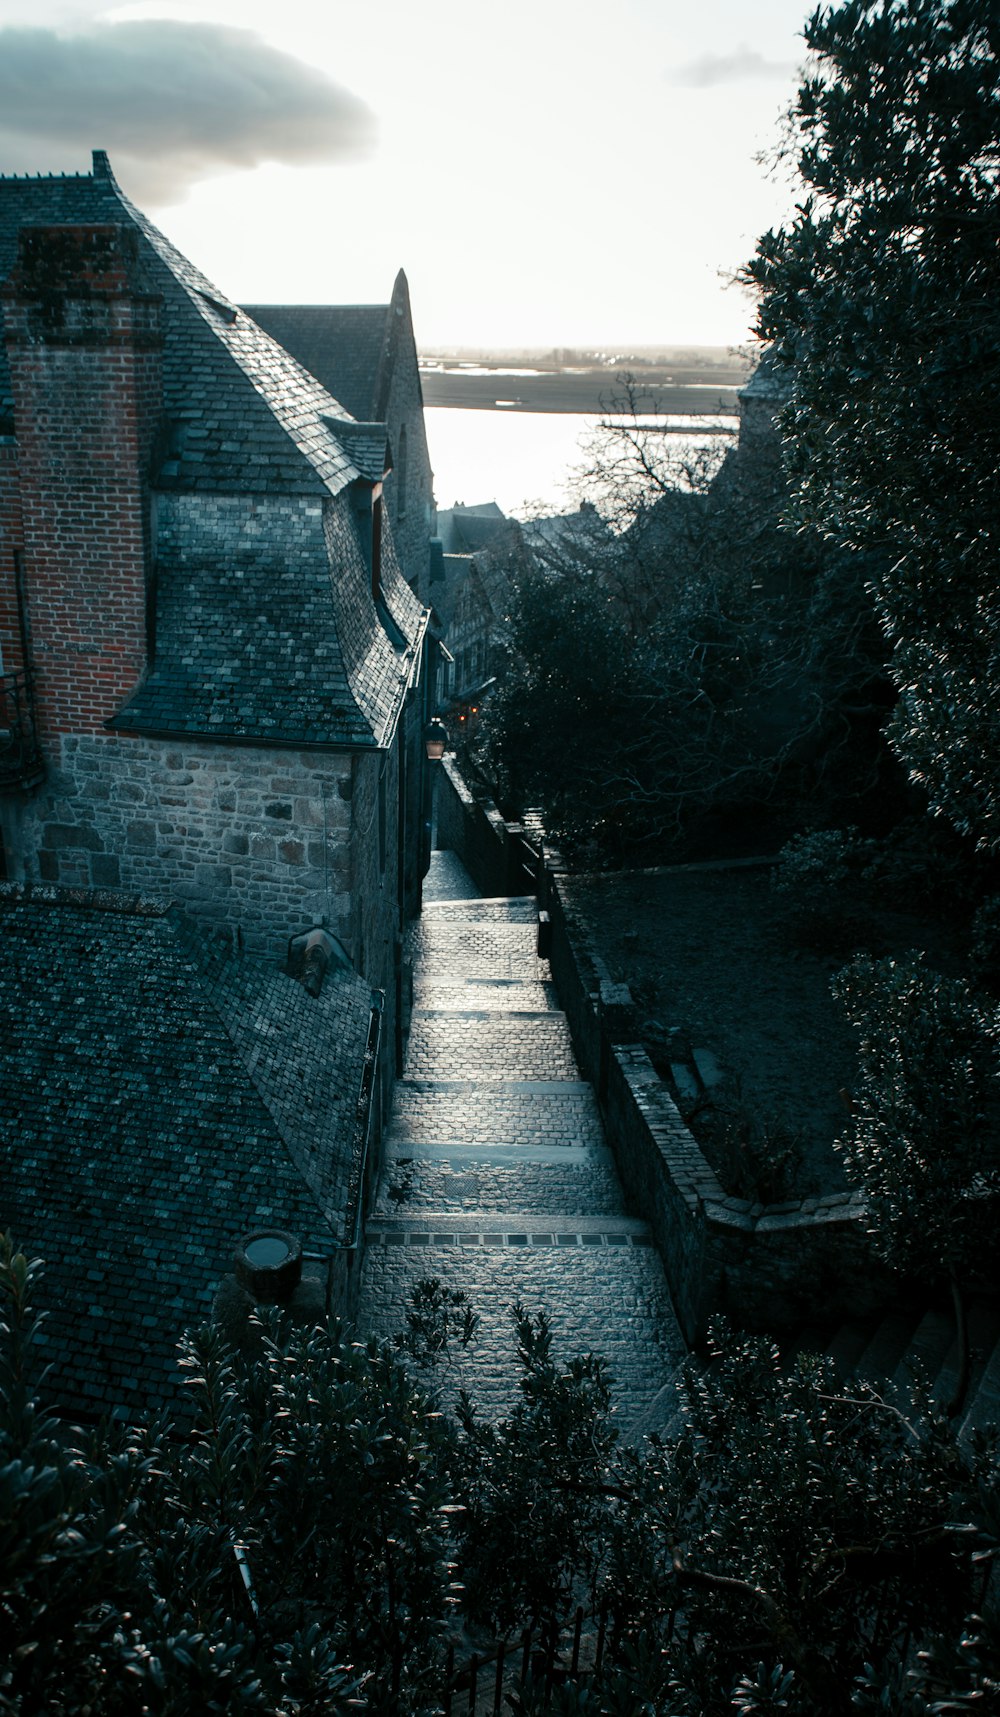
[
  {"left": 9, "top": 731, "right": 354, "bottom": 956},
  {"left": 547, "top": 868, "right": 888, "bottom": 1343},
  {"left": 434, "top": 754, "right": 535, "bottom": 898}
]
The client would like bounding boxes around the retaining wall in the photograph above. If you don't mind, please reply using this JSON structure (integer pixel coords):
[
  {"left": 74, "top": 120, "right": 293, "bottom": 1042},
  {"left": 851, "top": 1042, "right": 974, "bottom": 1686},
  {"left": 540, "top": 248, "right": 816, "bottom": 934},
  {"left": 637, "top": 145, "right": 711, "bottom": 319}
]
[
  {"left": 434, "top": 754, "right": 535, "bottom": 898},
  {"left": 547, "top": 868, "right": 888, "bottom": 1344},
  {"left": 427, "top": 756, "right": 887, "bottom": 1342}
]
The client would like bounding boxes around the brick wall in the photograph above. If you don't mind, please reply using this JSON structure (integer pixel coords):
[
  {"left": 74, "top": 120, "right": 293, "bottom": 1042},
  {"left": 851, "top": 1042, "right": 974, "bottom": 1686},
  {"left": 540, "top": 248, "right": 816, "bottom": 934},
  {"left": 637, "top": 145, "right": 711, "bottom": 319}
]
[
  {"left": 1, "top": 225, "right": 159, "bottom": 743},
  {"left": 0, "top": 441, "right": 26, "bottom": 679}
]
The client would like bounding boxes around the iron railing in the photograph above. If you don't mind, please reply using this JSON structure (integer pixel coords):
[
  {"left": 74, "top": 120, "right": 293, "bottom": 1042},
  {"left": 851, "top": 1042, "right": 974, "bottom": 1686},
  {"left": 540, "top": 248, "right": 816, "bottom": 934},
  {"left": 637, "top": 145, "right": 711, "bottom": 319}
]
[{"left": 0, "top": 670, "right": 43, "bottom": 790}]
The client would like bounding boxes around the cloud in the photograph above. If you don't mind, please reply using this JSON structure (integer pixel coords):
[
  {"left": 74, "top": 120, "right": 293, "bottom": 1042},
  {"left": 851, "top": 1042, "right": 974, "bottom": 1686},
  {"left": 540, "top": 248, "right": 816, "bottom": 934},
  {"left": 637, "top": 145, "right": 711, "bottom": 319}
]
[
  {"left": 0, "top": 20, "right": 377, "bottom": 203},
  {"left": 668, "top": 46, "right": 798, "bottom": 88}
]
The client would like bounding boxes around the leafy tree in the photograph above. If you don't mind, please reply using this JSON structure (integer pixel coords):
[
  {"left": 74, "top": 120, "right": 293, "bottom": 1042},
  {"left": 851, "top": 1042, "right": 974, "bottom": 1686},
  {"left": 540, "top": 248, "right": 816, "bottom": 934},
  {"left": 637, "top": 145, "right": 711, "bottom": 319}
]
[
  {"left": 479, "top": 363, "right": 897, "bottom": 861},
  {"left": 831, "top": 954, "right": 1000, "bottom": 1409},
  {"left": 453, "top": 1306, "right": 617, "bottom": 1641},
  {"left": 746, "top": 0, "right": 1000, "bottom": 848}
]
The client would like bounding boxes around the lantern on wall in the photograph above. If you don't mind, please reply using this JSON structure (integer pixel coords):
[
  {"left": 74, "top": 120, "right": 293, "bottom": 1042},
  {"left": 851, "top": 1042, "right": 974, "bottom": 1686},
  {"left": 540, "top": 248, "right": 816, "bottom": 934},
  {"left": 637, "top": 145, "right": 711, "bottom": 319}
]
[{"left": 424, "top": 716, "right": 448, "bottom": 760}]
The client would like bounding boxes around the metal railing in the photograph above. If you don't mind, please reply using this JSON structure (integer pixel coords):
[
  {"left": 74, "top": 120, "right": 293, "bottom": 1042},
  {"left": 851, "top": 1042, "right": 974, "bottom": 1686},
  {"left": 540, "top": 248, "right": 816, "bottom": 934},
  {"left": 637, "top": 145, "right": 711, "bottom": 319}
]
[
  {"left": 0, "top": 670, "right": 44, "bottom": 790},
  {"left": 442, "top": 1604, "right": 610, "bottom": 1716}
]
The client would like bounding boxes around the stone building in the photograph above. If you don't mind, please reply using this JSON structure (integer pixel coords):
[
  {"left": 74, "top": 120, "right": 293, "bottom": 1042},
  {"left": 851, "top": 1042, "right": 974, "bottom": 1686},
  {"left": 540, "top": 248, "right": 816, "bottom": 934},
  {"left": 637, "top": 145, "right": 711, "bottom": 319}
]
[
  {"left": 245, "top": 274, "right": 436, "bottom": 600},
  {"left": 0, "top": 151, "right": 436, "bottom": 1096},
  {"left": 431, "top": 503, "right": 530, "bottom": 712}
]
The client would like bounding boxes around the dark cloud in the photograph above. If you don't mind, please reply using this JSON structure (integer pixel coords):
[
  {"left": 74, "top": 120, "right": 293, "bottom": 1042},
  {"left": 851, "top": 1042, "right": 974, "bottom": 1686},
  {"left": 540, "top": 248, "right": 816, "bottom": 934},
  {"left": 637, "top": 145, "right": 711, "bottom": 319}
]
[
  {"left": 668, "top": 46, "right": 798, "bottom": 88},
  {"left": 0, "top": 20, "right": 377, "bottom": 203}
]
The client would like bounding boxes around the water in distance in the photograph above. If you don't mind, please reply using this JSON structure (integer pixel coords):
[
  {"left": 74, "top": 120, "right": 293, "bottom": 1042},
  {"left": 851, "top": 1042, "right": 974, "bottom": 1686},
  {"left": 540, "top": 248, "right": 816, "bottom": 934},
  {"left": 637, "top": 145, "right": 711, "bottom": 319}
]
[{"left": 424, "top": 406, "right": 736, "bottom": 519}]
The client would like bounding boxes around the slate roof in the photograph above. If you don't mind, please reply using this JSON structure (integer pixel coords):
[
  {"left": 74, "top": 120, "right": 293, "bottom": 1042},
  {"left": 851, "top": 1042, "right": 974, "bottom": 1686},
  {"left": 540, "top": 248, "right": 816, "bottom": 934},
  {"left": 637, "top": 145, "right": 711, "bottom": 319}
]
[
  {"left": 0, "top": 152, "right": 428, "bottom": 750},
  {"left": 436, "top": 503, "right": 510, "bottom": 555},
  {"left": 0, "top": 884, "right": 376, "bottom": 1419},
  {"left": 242, "top": 303, "right": 392, "bottom": 423}
]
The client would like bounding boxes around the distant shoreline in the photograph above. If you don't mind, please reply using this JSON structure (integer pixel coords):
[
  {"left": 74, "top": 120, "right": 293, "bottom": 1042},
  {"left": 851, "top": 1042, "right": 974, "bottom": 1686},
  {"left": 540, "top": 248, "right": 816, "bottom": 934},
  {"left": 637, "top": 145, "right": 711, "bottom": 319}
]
[{"left": 419, "top": 366, "right": 744, "bottom": 418}]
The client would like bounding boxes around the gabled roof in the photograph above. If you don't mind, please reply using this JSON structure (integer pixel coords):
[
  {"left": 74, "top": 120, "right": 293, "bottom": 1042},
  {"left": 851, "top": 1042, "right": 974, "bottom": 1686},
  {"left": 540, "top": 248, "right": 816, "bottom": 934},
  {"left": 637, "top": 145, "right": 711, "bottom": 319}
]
[
  {"left": 0, "top": 883, "right": 376, "bottom": 1418},
  {"left": 244, "top": 271, "right": 420, "bottom": 425},
  {"left": 243, "top": 304, "right": 391, "bottom": 423},
  {"left": 0, "top": 156, "right": 356, "bottom": 497},
  {"left": 0, "top": 153, "right": 428, "bottom": 750},
  {"left": 436, "top": 503, "right": 509, "bottom": 555}
]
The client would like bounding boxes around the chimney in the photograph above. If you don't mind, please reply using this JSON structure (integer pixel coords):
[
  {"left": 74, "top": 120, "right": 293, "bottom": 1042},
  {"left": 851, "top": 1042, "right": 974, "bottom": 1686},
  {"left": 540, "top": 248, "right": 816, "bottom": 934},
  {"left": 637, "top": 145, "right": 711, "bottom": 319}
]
[{"left": 1, "top": 223, "right": 163, "bottom": 744}]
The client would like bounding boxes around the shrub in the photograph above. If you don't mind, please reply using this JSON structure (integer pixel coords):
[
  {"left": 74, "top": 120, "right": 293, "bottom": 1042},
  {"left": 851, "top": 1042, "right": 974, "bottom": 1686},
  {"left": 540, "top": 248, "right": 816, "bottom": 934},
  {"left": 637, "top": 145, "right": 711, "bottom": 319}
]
[{"left": 831, "top": 953, "right": 1000, "bottom": 1283}]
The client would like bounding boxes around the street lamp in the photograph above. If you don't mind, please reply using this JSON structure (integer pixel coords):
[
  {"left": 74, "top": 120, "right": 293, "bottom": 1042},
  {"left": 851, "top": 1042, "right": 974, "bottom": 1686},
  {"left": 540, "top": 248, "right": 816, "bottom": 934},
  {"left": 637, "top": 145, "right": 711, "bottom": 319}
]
[{"left": 424, "top": 716, "right": 448, "bottom": 761}]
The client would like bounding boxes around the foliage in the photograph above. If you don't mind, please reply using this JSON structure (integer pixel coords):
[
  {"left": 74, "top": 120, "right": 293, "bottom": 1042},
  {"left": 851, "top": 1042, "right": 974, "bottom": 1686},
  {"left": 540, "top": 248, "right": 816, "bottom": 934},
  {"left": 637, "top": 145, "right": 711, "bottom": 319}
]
[
  {"left": 0, "top": 1237, "right": 452, "bottom": 1715},
  {"left": 4, "top": 1241, "right": 999, "bottom": 1716},
  {"left": 695, "top": 1092, "right": 807, "bottom": 1203},
  {"left": 479, "top": 366, "right": 895, "bottom": 861},
  {"left": 746, "top": 0, "right": 1000, "bottom": 848},
  {"left": 453, "top": 1306, "right": 617, "bottom": 1640},
  {"left": 603, "top": 1321, "right": 995, "bottom": 1715},
  {"left": 831, "top": 954, "right": 1000, "bottom": 1282}
]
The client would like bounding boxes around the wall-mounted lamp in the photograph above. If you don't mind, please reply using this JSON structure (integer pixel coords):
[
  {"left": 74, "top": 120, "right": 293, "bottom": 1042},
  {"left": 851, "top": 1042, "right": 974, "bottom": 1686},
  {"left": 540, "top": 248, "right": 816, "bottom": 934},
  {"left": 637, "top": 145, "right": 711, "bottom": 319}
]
[{"left": 424, "top": 716, "right": 448, "bottom": 761}]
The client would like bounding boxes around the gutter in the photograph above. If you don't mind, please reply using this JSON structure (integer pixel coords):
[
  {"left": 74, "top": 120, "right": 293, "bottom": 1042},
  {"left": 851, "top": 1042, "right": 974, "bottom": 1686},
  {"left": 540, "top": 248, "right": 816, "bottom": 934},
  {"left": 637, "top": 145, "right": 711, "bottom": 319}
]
[{"left": 302, "top": 989, "right": 384, "bottom": 1312}]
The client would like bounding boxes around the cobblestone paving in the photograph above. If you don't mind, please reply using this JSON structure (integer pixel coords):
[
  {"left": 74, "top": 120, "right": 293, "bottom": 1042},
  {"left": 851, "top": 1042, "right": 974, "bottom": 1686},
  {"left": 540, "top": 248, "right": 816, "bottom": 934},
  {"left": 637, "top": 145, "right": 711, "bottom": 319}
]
[
  {"left": 414, "top": 979, "right": 559, "bottom": 1011},
  {"left": 358, "top": 850, "right": 687, "bottom": 1429},
  {"left": 405, "top": 1012, "right": 580, "bottom": 1080},
  {"left": 388, "top": 1082, "right": 605, "bottom": 1147}
]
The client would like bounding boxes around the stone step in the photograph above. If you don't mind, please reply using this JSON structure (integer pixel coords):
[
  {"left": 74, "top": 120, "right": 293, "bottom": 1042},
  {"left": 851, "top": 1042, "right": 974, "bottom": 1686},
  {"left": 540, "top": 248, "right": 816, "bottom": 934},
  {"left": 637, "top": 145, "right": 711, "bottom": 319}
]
[
  {"left": 960, "top": 1336, "right": 1000, "bottom": 1445},
  {"left": 851, "top": 1309, "right": 923, "bottom": 1384},
  {"left": 891, "top": 1308, "right": 956, "bottom": 1397},
  {"left": 413, "top": 978, "right": 558, "bottom": 1012},
  {"left": 361, "top": 1232, "right": 686, "bottom": 1424},
  {"left": 421, "top": 896, "right": 538, "bottom": 921},
  {"left": 408, "top": 919, "right": 548, "bottom": 983},
  {"left": 374, "top": 1145, "right": 627, "bottom": 1218},
  {"left": 367, "top": 1213, "right": 654, "bottom": 1244},
  {"left": 405, "top": 1013, "right": 578, "bottom": 1081},
  {"left": 388, "top": 1082, "right": 605, "bottom": 1149}
]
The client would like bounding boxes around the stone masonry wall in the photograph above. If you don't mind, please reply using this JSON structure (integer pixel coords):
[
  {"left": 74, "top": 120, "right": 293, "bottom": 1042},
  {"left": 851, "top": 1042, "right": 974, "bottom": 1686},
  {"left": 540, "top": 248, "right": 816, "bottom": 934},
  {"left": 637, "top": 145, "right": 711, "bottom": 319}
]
[
  {"left": 435, "top": 754, "right": 530, "bottom": 898},
  {"left": 547, "top": 869, "right": 889, "bottom": 1343},
  {"left": 13, "top": 732, "right": 355, "bottom": 957}
]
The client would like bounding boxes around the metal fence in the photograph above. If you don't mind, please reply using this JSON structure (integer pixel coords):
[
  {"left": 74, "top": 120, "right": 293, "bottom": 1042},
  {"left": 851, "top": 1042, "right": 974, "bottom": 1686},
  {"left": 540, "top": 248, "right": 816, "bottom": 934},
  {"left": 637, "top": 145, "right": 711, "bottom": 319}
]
[{"left": 441, "top": 1604, "right": 609, "bottom": 1715}]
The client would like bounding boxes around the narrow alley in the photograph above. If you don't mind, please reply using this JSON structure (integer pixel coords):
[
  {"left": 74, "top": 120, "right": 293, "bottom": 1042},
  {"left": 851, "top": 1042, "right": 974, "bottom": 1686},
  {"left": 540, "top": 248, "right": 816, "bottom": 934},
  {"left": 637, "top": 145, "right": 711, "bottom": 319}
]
[{"left": 358, "top": 850, "right": 686, "bottom": 1429}]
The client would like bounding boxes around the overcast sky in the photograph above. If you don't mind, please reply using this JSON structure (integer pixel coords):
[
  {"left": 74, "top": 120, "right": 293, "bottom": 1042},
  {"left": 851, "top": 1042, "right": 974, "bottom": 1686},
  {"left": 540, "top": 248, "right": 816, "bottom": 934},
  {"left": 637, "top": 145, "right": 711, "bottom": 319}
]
[{"left": 0, "top": 0, "right": 814, "bottom": 349}]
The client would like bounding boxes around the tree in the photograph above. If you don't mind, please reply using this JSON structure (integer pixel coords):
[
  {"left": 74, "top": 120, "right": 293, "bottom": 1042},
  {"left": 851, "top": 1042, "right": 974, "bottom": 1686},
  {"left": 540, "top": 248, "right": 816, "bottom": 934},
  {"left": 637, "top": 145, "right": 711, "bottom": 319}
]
[
  {"left": 746, "top": 0, "right": 1000, "bottom": 847},
  {"left": 831, "top": 954, "right": 1000, "bottom": 1409},
  {"left": 479, "top": 374, "right": 893, "bottom": 861}
]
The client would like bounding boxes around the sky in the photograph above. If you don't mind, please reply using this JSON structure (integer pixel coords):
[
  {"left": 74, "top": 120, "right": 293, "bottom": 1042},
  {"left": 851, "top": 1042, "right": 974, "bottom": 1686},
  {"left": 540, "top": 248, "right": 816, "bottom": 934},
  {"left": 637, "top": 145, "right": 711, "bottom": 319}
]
[{"left": 0, "top": 0, "right": 815, "bottom": 350}]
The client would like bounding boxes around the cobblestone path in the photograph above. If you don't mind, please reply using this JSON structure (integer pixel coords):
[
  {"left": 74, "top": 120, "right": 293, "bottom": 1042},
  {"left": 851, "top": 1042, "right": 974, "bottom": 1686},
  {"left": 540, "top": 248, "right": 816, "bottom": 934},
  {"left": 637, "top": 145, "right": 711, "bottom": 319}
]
[{"left": 358, "top": 851, "right": 687, "bottom": 1430}]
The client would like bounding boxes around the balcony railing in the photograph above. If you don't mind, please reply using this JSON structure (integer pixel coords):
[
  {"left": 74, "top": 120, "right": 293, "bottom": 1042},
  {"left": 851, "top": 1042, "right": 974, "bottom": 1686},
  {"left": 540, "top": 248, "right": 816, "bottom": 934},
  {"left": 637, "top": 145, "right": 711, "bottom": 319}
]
[{"left": 0, "top": 670, "right": 44, "bottom": 790}]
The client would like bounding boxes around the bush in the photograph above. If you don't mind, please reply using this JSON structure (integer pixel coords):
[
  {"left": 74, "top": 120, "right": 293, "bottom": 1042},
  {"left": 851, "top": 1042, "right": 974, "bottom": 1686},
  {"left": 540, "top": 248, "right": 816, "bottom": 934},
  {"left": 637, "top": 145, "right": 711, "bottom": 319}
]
[
  {"left": 831, "top": 954, "right": 1000, "bottom": 1283},
  {"left": 773, "top": 828, "right": 879, "bottom": 952}
]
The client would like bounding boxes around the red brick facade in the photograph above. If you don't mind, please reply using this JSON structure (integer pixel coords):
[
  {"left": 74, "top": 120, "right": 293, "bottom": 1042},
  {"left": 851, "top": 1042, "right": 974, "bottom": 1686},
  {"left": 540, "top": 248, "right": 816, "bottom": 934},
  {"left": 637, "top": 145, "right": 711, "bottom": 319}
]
[{"left": 1, "top": 225, "right": 159, "bottom": 743}]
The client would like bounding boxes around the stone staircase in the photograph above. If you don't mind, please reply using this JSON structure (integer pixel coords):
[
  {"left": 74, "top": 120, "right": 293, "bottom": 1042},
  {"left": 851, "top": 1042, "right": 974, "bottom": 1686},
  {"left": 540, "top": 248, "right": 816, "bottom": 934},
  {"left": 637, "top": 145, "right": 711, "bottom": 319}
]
[
  {"left": 792, "top": 1293, "right": 1000, "bottom": 1445},
  {"left": 358, "top": 863, "right": 686, "bottom": 1428}
]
